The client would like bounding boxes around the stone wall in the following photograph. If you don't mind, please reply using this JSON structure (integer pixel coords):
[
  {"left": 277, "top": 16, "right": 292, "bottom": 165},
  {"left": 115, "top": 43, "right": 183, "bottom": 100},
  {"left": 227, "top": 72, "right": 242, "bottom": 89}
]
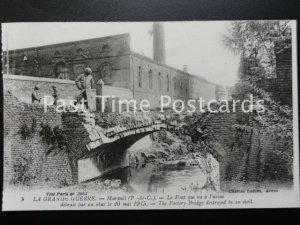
[
  {"left": 3, "top": 74, "right": 81, "bottom": 104},
  {"left": 3, "top": 91, "right": 74, "bottom": 189},
  {"left": 3, "top": 74, "right": 134, "bottom": 111}
]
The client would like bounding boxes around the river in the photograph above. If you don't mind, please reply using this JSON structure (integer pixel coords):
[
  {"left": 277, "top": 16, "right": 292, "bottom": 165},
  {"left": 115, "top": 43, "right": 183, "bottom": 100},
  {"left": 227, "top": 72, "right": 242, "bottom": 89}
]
[{"left": 103, "top": 162, "right": 218, "bottom": 193}]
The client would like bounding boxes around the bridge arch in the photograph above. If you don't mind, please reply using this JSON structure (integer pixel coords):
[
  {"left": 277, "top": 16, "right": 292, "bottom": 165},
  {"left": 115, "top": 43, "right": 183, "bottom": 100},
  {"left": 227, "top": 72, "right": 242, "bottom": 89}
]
[{"left": 62, "top": 111, "right": 222, "bottom": 183}]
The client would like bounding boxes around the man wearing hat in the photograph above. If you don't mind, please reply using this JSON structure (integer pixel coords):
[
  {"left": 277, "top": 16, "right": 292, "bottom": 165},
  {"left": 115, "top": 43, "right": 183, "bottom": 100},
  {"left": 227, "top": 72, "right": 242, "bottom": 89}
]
[
  {"left": 32, "top": 85, "right": 41, "bottom": 104},
  {"left": 75, "top": 67, "right": 94, "bottom": 110}
]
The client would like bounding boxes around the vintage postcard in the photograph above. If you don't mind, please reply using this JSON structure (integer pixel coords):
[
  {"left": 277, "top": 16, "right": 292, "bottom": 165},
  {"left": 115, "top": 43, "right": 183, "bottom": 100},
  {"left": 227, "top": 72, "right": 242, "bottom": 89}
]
[{"left": 1, "top": 21, "right": 299, "bottom": 210}]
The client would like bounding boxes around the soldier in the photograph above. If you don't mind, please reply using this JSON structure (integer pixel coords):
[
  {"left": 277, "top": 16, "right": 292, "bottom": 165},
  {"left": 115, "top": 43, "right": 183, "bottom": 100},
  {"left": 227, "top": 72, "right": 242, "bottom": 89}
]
[
  {"left": 52, "top": 85, "right": 58, "bottom": 106},
  {"left": 31, "top": 85, "right": 41, "bottom": 104},
  {"left": 75, "top": 67, "right": 94, "bottom": 110}
]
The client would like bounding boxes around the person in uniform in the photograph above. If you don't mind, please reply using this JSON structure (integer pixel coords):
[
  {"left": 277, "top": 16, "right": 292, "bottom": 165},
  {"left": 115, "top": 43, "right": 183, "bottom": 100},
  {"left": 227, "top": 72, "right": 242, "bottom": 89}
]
[
  {"left": 31, "top": 85, "right": 41, "bottom": 104},
  {"left": 52, "top": 85, "right": 58, "bottom": 106},
  {"left": 75, "top": 67, "right": 94, "bottom": 110}
]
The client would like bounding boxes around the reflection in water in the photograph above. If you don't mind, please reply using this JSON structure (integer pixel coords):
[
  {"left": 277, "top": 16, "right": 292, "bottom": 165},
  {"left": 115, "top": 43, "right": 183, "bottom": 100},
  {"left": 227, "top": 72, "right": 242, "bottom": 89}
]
[{"left": 103, "top": 163, "right": 214, "bottom": 193}]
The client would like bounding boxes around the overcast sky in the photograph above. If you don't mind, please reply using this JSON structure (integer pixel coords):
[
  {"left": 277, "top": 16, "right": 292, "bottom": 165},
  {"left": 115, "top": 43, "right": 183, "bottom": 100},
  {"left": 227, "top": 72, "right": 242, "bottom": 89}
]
[{"left": 2, "top": 22, "right": 239, "bottom": 86}]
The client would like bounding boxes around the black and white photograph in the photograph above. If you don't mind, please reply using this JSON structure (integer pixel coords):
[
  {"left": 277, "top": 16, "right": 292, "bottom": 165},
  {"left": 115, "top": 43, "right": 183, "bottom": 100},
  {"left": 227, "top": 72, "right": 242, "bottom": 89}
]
[{"left": 1, "top": 20, "right": 299, "bottom": 210}]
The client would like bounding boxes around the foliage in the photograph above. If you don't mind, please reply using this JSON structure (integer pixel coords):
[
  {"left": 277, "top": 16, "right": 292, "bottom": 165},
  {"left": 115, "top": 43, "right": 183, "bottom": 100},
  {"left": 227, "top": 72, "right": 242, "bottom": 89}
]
[
  {"left": 172, "top": 111, "right": 222, "bottom": 160},
  {"left": 19, "top": 117, "right": 37, "bottom": 140},
  {"left": 10, "top": 150, "right": 37, "bottom": 187},
  {"left": 39, "top": 123, "right": 69, "bottom": 155},
  {"left": 223, "top": 20, "right": 291, "bottom": 79},
  {"left": 19, "top": 124, "right": 32, "bottom": 140}
]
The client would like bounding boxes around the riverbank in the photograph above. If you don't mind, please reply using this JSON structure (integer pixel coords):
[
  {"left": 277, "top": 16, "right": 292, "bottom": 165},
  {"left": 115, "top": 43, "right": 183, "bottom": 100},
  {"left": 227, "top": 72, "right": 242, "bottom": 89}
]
[{"left": 128, "top": 130, "right": 205, "bottom": 167}]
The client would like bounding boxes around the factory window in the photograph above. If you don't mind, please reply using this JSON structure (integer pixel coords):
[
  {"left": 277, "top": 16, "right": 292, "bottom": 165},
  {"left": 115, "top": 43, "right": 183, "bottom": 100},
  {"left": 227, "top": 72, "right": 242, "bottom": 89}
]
[
  {"left": 174, "top": 77, "right": 176, "bottom": 91},
  {"left": 158, "top": 72, "right": 162, "bottom": 91},
  {"left": 180, "top": 78, "right": 183, "bottom": 90},
  {"left": 186, "top": 81, "right": 189, "bottom": 96},
  {"left": 138, "top": 66, "right": 142, "bottom": 87},
  {"left": 167, "top": 74, "right": 170, "bottom": 92},
  {"left": 149, "top": 69, "right": 153, "bottom": 89}
]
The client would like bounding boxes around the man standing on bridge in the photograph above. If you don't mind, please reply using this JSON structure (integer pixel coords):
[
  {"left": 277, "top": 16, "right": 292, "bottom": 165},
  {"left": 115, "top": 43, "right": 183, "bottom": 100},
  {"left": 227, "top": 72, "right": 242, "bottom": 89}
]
[{"left": 75, "top": 67, "right": 94, "bottom": 110}]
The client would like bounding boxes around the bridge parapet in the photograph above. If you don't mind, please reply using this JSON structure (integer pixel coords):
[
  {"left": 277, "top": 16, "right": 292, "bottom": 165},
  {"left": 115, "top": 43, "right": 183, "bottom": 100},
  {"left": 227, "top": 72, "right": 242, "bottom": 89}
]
[
  {"left": 85, "top": 122, "right": 169, "bottom": 151},
  {"left": 62, "top": 110, "right": 183, "bottom": 159}
]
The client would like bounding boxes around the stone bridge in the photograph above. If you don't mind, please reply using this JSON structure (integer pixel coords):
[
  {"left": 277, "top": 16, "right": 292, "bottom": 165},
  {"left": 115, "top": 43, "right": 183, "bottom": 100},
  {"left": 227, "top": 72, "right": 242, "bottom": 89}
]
[{"left": 63, "top": 111, "right": 189, "bottom": 183}]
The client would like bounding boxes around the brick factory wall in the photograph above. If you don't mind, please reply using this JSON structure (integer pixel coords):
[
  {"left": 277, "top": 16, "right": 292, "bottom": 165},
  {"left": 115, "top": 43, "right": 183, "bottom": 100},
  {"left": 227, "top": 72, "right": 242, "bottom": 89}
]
[
  {"left": 103, "top": 85, "right": 133, "bottom": 100},
  {"left": 3, "top": 34, "right": 131, "bottom": 89},
  {"left": 131, "top": 53, "right": 178, "bottom": 107},
  {"left": 130, "top": 53, "right": 216, "bottom": 108},
  {"left": 3, "top": 91, "right": 74, "bottom": 189},
  {"left": 189, "top": 78, "right": 216, "bottom": 103}
]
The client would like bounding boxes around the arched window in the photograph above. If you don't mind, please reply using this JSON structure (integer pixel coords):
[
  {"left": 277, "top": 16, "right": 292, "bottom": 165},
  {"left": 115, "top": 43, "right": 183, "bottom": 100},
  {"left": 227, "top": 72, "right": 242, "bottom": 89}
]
[
  {"left": 166, "top": 74, "right": 170, "bottom": 92},
  {"left": 149, "top": 69, "right": 153, "bottom": 89},
  {"left": 158, "top": 72, "right": 161, "bottom": 91},
  {"left": 54, "top": 61, "right": 68, "bottom": 79},
  {"left": 99, "top": 62, "right": 112, "bottom": 84},
  {"left": 138, "top": 66, "right": 142, "bottom": 87}
]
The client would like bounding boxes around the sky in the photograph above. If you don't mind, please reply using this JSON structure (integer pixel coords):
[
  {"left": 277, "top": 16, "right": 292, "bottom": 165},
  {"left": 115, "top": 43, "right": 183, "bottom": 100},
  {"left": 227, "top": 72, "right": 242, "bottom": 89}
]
[{"left": 2, "top": 22, "right": 240, "bottom": 86}]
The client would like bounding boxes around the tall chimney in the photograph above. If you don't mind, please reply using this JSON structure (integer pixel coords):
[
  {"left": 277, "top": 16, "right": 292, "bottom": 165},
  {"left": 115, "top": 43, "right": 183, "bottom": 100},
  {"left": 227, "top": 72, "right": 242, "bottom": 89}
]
[{"left": 153, "top": 22, "right": 166, "bottom": 64}]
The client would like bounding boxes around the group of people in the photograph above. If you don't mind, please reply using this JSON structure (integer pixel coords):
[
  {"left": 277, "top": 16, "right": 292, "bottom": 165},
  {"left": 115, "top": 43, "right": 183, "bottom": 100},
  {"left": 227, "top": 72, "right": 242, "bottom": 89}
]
[
  {"left": 31, "top": 84, "right": 59, "bottom": 105},
  {"left": 31, "top": 67, "right": 95, "bottom": 110}
]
